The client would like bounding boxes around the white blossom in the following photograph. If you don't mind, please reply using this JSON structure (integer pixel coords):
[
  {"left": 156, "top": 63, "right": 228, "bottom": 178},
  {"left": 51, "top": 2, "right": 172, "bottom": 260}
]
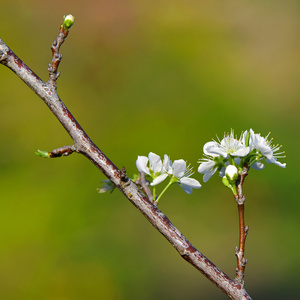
[
  {"left": 204, "top": 130, "right": 250, "bottom": 159},
  {"left": 136, "top": 152, "right": 169, "bottom": 186},
  {"left": 169, "top": 159, "right": 201, "bottom": 194},
  {"left": 249, "top": 129, "right": 286, "bottom": 168}
]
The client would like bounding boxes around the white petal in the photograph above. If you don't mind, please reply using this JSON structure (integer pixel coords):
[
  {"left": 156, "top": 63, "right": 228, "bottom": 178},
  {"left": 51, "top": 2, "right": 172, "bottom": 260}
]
[
  {"left": 150, "top": 173, "right": 168, "bottom": 186},
  {"left": 251, "top": 161, "right": 265, "bottom": 170},
  {"left": 203, "top": 168, "right": 217, "bottom": 182},
  {"left": 136, "top": 156, "right": 149, "bottom": 174},
  {"left": 180, "top": 177, "right": 201, "bottom": 189},
  {"left": 172, "top": 159, "right": 186, "bottom": 178},
  {"left": 148, "top": 152, "right": 162, "bottom": 173},
  {"left": 257, "top": 143, "right": 273, "bottom": 160},
  {"left": 198, "top": 160, "right": 216, "bottom": 174},
  {"left": 232, "top": 146, "right": 250, "bottom": 157},
  {"left": 179, "top": 184, "right": 193, "bottom": 194},
  {"left": 162, "top": 154, "right": 173, "bottom": 174},
  {"left": 266, "top": 158, "right": 286, "bottom": 168},
  {"left": 204, "top": 141, "right": 227, "bottom": 158},
  {"left": 219, "top": 166, "right": 226, "bottom": 177}
]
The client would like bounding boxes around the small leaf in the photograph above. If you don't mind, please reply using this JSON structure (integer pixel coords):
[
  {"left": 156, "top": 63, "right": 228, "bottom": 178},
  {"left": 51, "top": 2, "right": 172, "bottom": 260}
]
[{"left": 35, "top": 150, "right": 50, "bottom": 158}]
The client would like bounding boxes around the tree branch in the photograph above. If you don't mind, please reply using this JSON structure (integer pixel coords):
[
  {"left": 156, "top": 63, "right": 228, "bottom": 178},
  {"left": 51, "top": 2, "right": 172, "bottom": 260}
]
[{"left": 0, "top": 24, "right": 252, "bottom": 300}]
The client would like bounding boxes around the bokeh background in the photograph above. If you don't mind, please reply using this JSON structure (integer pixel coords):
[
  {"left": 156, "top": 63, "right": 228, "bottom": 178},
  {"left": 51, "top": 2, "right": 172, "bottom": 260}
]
[{"left": 0, "top": 1, "right": 299, "bottom": 299}]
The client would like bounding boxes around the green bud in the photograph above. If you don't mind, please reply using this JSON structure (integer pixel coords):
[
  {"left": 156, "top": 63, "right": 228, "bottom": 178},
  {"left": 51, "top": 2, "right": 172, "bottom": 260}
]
[
  {"left": 35, "top": 150, "right": 50, "bottom": 158},
  {"left": 222, "top": 176, "right": 238, "bottom": 195},
  {"left": 63, "top": 14, "right": 75, "bottom": 31}
]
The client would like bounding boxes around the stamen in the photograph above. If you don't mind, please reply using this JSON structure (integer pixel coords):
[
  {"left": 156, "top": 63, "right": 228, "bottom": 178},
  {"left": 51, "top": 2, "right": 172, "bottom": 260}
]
[{"left": 183, "top": 163, "right": 194, "bottom": 178}]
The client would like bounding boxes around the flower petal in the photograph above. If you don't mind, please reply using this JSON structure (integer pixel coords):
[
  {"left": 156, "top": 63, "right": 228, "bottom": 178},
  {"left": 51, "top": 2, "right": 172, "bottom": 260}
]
[
  {"left": 257, "top": 142, "right": 273, "bottom": 159},
  {"left": 179, "top": 184, "right": 193, "bottom": 194},
  {"left": 136, "top": 156, "right": 149, "bottom": 174},
  {"left": 204, "top": 141, "right": 227, "bottom": 158},
  {"left": 231, "top": 146, "right": 250, "bottom": 157},
  {"left": 198, "top": 160, "right": 216, "bottom": 174},
  {"left": 180, "top": 177, "right": 202, "bottom": 189},
  {"left": 266, "top": 158, "right": 286, "bottom": 168},
  {"left": 251, "top": 161, "right": 265, "bottom": 170},
  {"left": 203, "top": 168, "right": 217, "bottom": 182},
  {"left": 148, "top": 152, "right": 162, "bottom": 174},
  {"left": 150, "top": 174, "right": 168, "bottom": 186},
  {"left": 172, "top": 159, "right": 186, "bottom": 178},
  {"left": 162, "top": 154, "right": 173, "bottom": 174}
]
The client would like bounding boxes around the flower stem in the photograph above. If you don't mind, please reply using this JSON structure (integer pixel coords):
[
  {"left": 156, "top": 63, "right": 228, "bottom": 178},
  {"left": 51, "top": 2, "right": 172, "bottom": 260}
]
[
  {"left": 156, "top": 181, "right": 173, "bottom": 203},
  {"left": 228, "top": 156, "right": 235, "bottom": 166},
  {"left": 153, "top": 186, "right": 156, "bottom": 201}
]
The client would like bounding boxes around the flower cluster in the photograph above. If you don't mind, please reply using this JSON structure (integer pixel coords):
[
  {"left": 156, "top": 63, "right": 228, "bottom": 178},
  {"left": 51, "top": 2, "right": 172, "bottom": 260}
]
[
  {"left": 136, "top": 152, "right": 201, "bottom": 202},
  {"left": 98, "top": 129, "right": 285, "bottom": 200},
  {"left": 198, "top": 129, "right": 286, "bottom": 186}
]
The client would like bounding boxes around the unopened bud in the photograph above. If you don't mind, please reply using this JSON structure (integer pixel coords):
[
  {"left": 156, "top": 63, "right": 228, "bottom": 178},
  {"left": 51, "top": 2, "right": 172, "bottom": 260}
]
[
  {"left": 222, "top": 166, "right": 238, "bottom": 195},
  {"left": 63, "top": 14, "right": 75, "bottom": 31},
  {"left": 225, "top": 165, "right": 238, "bottom": 182}
]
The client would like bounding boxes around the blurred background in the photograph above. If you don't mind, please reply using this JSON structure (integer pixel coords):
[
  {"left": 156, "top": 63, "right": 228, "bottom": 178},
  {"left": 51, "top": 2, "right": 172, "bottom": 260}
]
[{"left": 0, "top": 0, "right": 299, "bottom": 299}]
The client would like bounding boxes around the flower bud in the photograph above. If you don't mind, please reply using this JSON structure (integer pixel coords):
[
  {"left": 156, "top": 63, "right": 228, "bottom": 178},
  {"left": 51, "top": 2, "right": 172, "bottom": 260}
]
[
  {"left": 63, "top": 14, "right": 75, "bottom": 31},
  {"left": 225, "top": 165, "right": 238, "bottom": 182}
]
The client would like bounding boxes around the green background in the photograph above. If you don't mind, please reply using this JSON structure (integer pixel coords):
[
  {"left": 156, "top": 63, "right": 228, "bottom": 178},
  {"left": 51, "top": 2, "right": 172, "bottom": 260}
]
[{"left": 0, "top": 1, "right": 299, "bottom": 299}]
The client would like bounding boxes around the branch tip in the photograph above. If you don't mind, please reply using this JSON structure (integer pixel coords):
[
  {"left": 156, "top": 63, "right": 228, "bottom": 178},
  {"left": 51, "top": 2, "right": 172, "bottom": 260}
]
[
  {"left": 35, "top": 150, "right": 50, "bottom": 158},
  {"left": 63, "top": 14, "right": 75, "bottom": 31},
  {"left": 48, "top": 16, "right": 73, "bottom": 86}
]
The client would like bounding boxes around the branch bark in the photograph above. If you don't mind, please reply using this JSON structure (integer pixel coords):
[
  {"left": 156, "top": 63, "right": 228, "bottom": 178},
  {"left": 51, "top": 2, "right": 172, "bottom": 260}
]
[{"left": 0, "top": 30, "right": 252, "bottom": 300}]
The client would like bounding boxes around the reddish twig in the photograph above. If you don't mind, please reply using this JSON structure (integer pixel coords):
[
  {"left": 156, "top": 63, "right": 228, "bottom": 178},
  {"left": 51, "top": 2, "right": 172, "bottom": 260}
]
[
  {"left": 48, "top": 25, "right": 69, "bottom": 87},
  {"left": 234, "top": 165, "right": 250, "bottom": 286},
  {"left": 0, "top": 25, "right": 252, "bottom": 300},
  {"left": 49, "top": 145, "right": 76, "bottom": 157}
]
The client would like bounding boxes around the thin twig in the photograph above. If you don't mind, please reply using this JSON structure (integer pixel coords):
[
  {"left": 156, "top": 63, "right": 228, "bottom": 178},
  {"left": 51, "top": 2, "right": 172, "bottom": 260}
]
[
  {"left": 48, "top": 25, "right": 69, "bottom": 86},
  {"left": 49, "top": 145, "right": 76, "bottom": 157},
  {"left": 0, "top": 26, "right": 252, "bottom": 300},
  {"left": 139, "top": 172, "right": 154, "bottom": 204},
  {"left": 234, "top": 165, "right": 250, "bottom": 286}
]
